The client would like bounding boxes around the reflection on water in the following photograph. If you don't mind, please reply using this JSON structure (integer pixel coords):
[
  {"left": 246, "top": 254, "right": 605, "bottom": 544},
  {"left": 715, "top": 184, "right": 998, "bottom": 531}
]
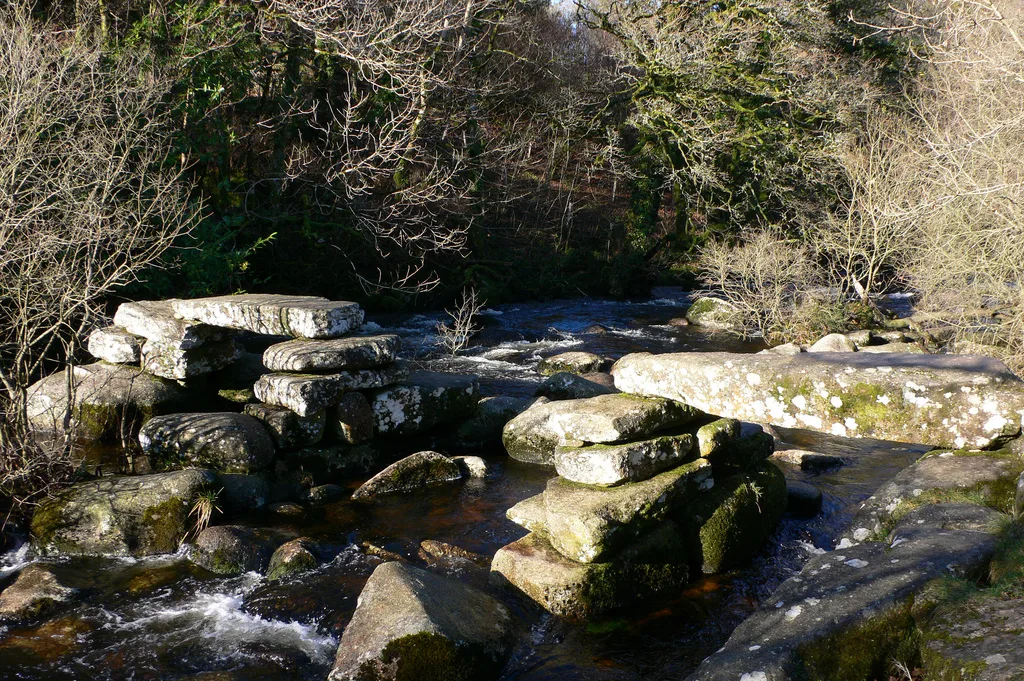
[{"left": 0, "top": 289, "right": 928, "bottom": 681}]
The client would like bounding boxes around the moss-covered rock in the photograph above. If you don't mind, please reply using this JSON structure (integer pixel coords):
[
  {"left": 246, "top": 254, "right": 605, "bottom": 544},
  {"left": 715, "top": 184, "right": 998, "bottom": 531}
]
[
  {"left": 695, "top": 418, "right": 740, "bottom": 459},
  {"left": 553, "top": 433, "right": 695, "bottom": 486},
  {"left": 0, "top": 564, "right": 76, "bottom": 622},
  {"left": 190, "top": 525, "right": 292, "bottom": 575},
  {"left": 679, "top": 461, "right": 787, "bottom": 574},
  {"left": 352, "top": 451, "right": 461, "bottom": 501},
  {"left": 243, "top": 403, "right": 325, "bottom": 451},
  {"left": 536, "top": 352, "right": 612, "bottom": 377},
  {"left": 266, "top": 537, "right": 320, "bottom": 581}
]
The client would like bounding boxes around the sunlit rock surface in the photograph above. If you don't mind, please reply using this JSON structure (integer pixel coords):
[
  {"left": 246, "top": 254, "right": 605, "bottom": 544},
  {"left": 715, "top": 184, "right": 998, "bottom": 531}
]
[
  {"left": 262, "top": 334, "right": 400, "bottom": 372},
  {"left": 171, "top": 294, "right": 364, "bottom": 339}
]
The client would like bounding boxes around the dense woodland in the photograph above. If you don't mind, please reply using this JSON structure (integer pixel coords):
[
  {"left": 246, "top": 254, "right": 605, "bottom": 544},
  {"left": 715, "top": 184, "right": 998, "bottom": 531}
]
[{"left": 2, "top": 0, "right": 1024, "bottom": 501}]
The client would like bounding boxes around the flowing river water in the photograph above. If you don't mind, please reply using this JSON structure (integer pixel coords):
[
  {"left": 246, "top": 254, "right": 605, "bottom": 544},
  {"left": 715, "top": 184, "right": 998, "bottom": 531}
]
[{"left": 0, "top": 288, "right": 928, "bottom": 681}]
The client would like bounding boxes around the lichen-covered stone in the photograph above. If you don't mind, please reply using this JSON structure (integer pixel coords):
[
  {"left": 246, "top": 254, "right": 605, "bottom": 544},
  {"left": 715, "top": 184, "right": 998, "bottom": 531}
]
[
  {"left": 139, "top": 413, "right": 275, "bottom": 474},
  {"left": 678, "top": 461, "right": 787, "bottom": 574},
  {"left": 86, "top": 327, "right": 142, "bottom": 364},
  {"left": 331, "top": 392, "right": 374, "bottom": 444},
  {"left": 243, "top": 403, "right": 325, "bottom": 451},
  {"left": 0, "top": 564, "right": 75, "bottom": 622},
  {"left": 329, "top": 562, "right": 513, "bottom": 681},
  {"left": 535, "top": 372, "right": 618, "bottom": 400},
  {"left": 368, "top": 371, "right": 480, "bottom": 437},
  {"left": 553, "top": 433, "right": 695, "bottom": 486},
  {"left": 537, "top": 352, "right": 611, "bottom": 376},
  {"left": 254, "top": 363, "right": 409, "bottom": 416},
  {"left": 544, "top": 459, "right": 713, "bottom": 563},
  {"left": 613, "top": 351, "right": 1024, "bottom": 448},
  {"left": 26, "top": 362, "right": 192, "bottom": 441},
  {"left": 266, "top": 538, "right": 320, "bottom": 581},
  {"left": 171, "top": 294, "right": 364, "bottom": 339},
  {"left": 262, "top": 334, "right": 400, "bottom": 372},
  {"left": 454, "top": 396, "right": 534, "bottom": 449},
  {"left": 351, "top": 451, "right": 461, "bottom": 501},
  {"left": 489, "top": 522, "right": 689, "bottom": 620},
  {"left": 190, "top": 525, "right": 292, "bottom": 575},
  {"left": 685, "top": 297, "right": 742, "bottom": 330},
  {"left": 502, "top": 393, "right": 703, "bottom": 465},
  {"left": 140, "top": 337, "right": 243, "bottom": 380},
  {"left": 921, "top": 592, "right": 1024, "bottom": 680},
  {"left": 506, "top": 493, "right": 547, "bottom": 532},
  {"left": 113, "top": 300, "right": 225, "bottom": 350},
  {"left": 30, "top": 469, "right": 217, "bottom": 556},
  {"left": 696, "top": 418, "right": 741, "bottom": 459}
]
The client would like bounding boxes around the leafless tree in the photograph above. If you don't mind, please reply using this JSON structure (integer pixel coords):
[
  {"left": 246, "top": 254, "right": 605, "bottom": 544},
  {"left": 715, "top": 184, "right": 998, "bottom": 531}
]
[{"left": 436, "top": 287, "right": 485, "bottom": 356}]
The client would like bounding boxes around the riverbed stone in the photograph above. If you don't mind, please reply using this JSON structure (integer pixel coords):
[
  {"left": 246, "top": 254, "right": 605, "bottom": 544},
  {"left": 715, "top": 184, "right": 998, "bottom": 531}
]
[
  {"left": 685, "top": 297, "right": 741, "bottom": 330},
  {"left": 216, "top": 473, "right": 270, "bottom": 513},
  {"left": 489, "top": 522, "right": 690, "bottom": 620},
  {"left": 191, "top": 525, "right": 291, "bottom": 575},
  {"left": 141, "top": 337, "right": 243, "bottom": 380},
  {"left": 113, "top": 300, "right": 226, "bottom": 350},
  {"left": 679, "top": 461, "right": 787, "bottom": 574},
  {"left": 87, "top": 327, "right": 143, "bottom": 364},
  {"left": 553, "top": 433, "right": 695, "bottom": 486},
  {"left": 31, "top": 468, "right": 217, "bottom": 556},
  {"left": 451, "top": 455, "right": 489, "bottom": 478},
  {"left": 171, "top": 294, "right": 364, "bottom": 339},
  {"left": 537, "top": 352, "right": 611, "bottom": 376},
  {"left": 368, "top": 371, "right": 479, "bottom": 437},
  {"left": 535, "top": 371, "right": 618, "bottom": 400},
  {"left": 454, "top": 396, "right": 534, "bottom": 448},
  {"left": 243, "top": 403, "right": 325, "bottom": 451},
  {"left": 771, "top": 448, "right": 845, "bottom": 471},
  {"left": 266, "top": 538, "right": 320, "bottom": 581},
  {"left": 786, "top": 480, "right": 824, "bottom": 517},
  {"left": 139, "top": 413, "right": 275, "bottom": 474},
  {"left": 686, "top": 503, "right": 1002, "bottom": 681},
  {"left": 808, "top": 333, "right": 857, "bottom": 353},
  {"left": 696, "top": 417, "right": 741, "bottom": 459},
  {"left": 612, "top": 351, "right": 1024, "bottom": 449},
  {"left": 254, "top": 363, "right": 409, "bottom": 416},
  {"left": 351, "top": 451, "right": 462, "bottom": 501},
  {"left": 329, "top": 561, "right": 513, "bottom": 681},
  {"left": 26, "top": 362, "right": 193, "bottom": 441},
  {"left": 330, "top": 392, "right": 374, "bottom": 444},
  {"left": 503, "top": 394, "right": 703, "bottom": 465},
  {"left": 858, "top": 341, "right": 927, "bottom": 354},
  {"left": 0, "top": 564, "right": 76, "bottom": 622},
  {"left": 279, "top": 443, "right": 381, "bottom": 484},
  {"left": 262, "top": 334, "right": 400, "bottom": 372},
  {"left": 544, "top": 459, "right": 713, "bottom": 563},
  {"left": 507, "top": 493, "right": 547, "bottom": 532}
]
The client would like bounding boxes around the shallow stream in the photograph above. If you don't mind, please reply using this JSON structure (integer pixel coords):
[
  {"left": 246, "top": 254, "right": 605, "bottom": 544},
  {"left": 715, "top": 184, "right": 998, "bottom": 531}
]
[{"left": 0, "top": 288, "right": 929, "bottom": 681}]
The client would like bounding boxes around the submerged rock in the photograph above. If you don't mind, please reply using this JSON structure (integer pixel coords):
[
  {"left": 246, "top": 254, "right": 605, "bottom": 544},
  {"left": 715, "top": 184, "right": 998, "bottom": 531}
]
[
  {"left": 243, "top": 403, "right": 325, "bottom": 451},
  {"left": 31, "top": 469, "right": 217, "bottom": 556},
  {"left": 254, "top": 363, "right": 409, "bottom": 417},
  {"left": 26, "top": 362, "right": 192, "bottom": 441},
  {"left": 368, "top": 371, "right": 479, "bottom": 437},
  {"left": 553, "top": 433, "right": 694, "bottom": 486},
  {"left": 537, "top": 352, "right": 611, "bottom": 376},
  {"left": 351, "top": 452, "right": 462, "bottom": 501},
  {"left": 171, "top": 294, "right": 364, "bottom": 339},
  {"left": 535, "top": 372, "right": 618, "bottom": 400},
  {"left": 613, "top": 351, "right": 1024, "bottom": 448},
  {"left": 490, "top": 522, "right": 689, "bottom": 620},
  {"left": 329, "top": 562, "right": 513, "bottom": 681},
  {"left": 0, "top": 564, "right": 76, "bottom": 622},
  {"left": 262, "top": 334, "right": 400, "bottom": 372},
  {"left": 138, "top": 412, "right": 275, "bottom": 474},
  {"left": 544, "top": 459, "right": 712, "bottom": 563},
  {"left": 502, "top": 393, "right": 702, "bottom": 465},
  {"left": 86, "top": 327, "right": 143, "bottom": 364},
  {"left": 191, "top": 525, "right": 291, "bottom": 575}
]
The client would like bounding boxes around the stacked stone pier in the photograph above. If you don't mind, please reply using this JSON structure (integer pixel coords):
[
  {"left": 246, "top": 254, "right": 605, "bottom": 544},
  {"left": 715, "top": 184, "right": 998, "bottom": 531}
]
[{"left": 491, "top": 394, "right": 787, "bottom": 619}]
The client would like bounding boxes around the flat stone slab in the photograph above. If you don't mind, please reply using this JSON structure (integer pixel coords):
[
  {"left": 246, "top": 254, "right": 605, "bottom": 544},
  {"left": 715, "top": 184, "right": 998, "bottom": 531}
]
[
  {"left": 922, "top": 593, "right": 1024, "bottom": 679},
  {"left": 138, "top": 412, "right": 275, "bottom": 474},
  {"left": 351, "top": 451, "right": 462, "bottom": 500},
  {"left": 30, "top": 469, "right": 217, "bottom": 557},
  {"left": 330, "top": 562, "right": 513, "bottom": 681},
  {"left": 141, "top": 338, "right": 243, "bottom": 380},
  {"left": 262, "top": 334, "right": 400, "bottom": 372},
  {"left": 367, "top": 371, "right": 479, "bottom": 437},
  {"left": 554, "top": 433, "right": 695, "bottom": 486},
  {"left": 171, "top": 294, "right": 364, "bottom": 339},
  {"left": 87, "top": 327, "right": 142, "bottom": 364},
  {"left": 545, "top": 459, "right": 713, "bottom": 563},
  {"left": 503, "top": 394, "right": 703, "bottom": 465},
  {"left": 254, "top": 363, "right": 409, "bottom": 416},
  {"left": 113, "top": 300, "right": 225, "bottom": 350},
  {"left": 686, "top": 503, "right": 1001, "bottom": 681},
  {"left": 613, "top": 351, "right": 1024, "bottom": 448}
]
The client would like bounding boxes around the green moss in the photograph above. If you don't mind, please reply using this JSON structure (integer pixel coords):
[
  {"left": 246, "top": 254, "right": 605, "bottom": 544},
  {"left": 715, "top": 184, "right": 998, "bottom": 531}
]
[
  {"left": 139, "top": 497, "right": 188, "bottom": 554},
  {"left": 354, "top": 632, "right": 495, "bottom": 681},
  {"left": 205, "top": 547, "right": 244, "bottom": 575}
]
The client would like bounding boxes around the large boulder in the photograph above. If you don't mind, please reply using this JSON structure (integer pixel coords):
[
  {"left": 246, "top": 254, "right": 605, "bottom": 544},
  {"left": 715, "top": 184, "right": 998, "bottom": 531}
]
[
  {"left": 26, "top": 362, "right": 192, "bottom": 441},
  {"left": 262, "top": 334, "right": 400, "bottom": 372},
  {"left": 553, "top": 433, "right": 695, "bottom": 486},
  {"left": 30, "top": 469, "right": 217, "bottom": 556},
  {"left": 544, "top": 459, "right": 712, "bottom": 563},
  {"left": 537, "top": 352, "right": 611, "bottom": 376},
  {"left": 613, "top": 351, "right": 1024, "bottom": 449},
  {"left": 170, "top": 294, "right": 364, "bottom": 338},
  {"left": 367, "top": 371, "right": 480, "bottom": 437},
  {"left": 502, "top": 393, "right": 702, "bottom": 465},
  {"left": 138, "top": 413, "right": 275, "bottom": 474},
  {"left": 243, "top": 403, "right": 325, "bottom": 451},
  {"left": 329, "top": 562, "right": 514, "bottom": 681},
  {"left": 86, "top": 327, "right": 142, "bottom": 364},
  {"left": 351, "top": 452, "right": 462, "bottom": 501},
  {"left": 190, "top": 525, "right": 291, "bottom": 575},
  {"left": 490, "top": 522, "right": 690, "bottom": 620},
  {"left": 254, "top": 363, "right": 409, "bottom": 416},
  {"left": 0, "top": 564, "right": 76, "bottom": 622}
]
